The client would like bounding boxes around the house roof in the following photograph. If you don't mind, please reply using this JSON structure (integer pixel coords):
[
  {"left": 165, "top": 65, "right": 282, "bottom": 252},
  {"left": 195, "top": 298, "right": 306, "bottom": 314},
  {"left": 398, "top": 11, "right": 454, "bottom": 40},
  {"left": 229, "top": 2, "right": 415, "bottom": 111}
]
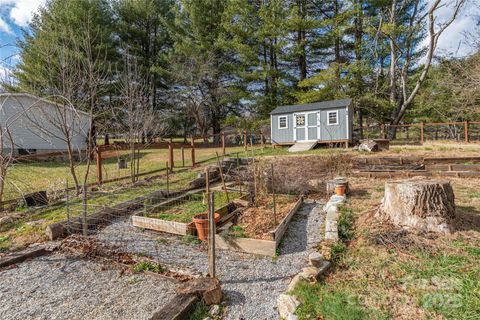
[
  {"left": 0, "top": 92, "right": 90, "bottom": 117},
  {"left": 270, "top": 98, "right": 352, "bottom": 115}
]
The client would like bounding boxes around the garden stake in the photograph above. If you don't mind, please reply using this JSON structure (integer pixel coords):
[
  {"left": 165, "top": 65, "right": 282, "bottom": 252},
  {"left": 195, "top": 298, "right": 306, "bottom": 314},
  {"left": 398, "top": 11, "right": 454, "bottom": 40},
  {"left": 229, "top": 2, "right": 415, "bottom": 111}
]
[
  {"left": 82, "top": 184, "right": 87, "bottom": 237},
  {"left": 181, "top": 147, "right": 185, "bottom": 167},
  {"left": 208, "top": 191, "right": 216, "bottom": 278},
  {"left": 166, "top": 161, "right": 169, "bottom": 196},
  {"left": 271, "top": 163, "right": 277, "bottom": 225},
  {"left": 66, "top": 179, "right": 70, "bottom": 233},
  {"left": 215, "top": 152, "right": 229, "bottom": 202}
]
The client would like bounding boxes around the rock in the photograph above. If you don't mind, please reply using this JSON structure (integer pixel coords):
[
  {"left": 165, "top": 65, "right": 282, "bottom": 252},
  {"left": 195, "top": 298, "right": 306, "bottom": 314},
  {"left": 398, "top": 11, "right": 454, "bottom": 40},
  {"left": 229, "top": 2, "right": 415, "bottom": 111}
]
[
  {"left": 288, "top": 274, "right": 305, "bottom": 292},
  {"left": 301, "top": 266, "right": 320, "bottom": 280},
  {"left": 277, "top": 294, "right": 300, "bottom": 320},
  {"left": 358, "top": 140, "right": 379, "bottom": 152},
  {"left": 308, "top": 252, "right": 324, "bottom": 268},
  {"left": 287, "top": 313, "right": 299, "bottom": 320},
  {"left": 209, "top": 304, "right": 220, "bottom": 317},
  {"left": 317, "top": 261, "right": 331, "bottom": 277}
]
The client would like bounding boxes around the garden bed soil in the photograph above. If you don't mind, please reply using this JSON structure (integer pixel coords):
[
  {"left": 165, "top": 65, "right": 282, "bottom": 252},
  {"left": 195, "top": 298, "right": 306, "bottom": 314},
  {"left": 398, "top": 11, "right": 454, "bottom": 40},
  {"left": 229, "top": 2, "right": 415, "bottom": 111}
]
[
  {"left": 216, "top": 195, "right": 303, "bottom": 256},
  {"left": 237, "top": 195, "right": 298, "bottom": 240},
  {"left": 132, "top": 191, "right": 247, "bottom": 236}
]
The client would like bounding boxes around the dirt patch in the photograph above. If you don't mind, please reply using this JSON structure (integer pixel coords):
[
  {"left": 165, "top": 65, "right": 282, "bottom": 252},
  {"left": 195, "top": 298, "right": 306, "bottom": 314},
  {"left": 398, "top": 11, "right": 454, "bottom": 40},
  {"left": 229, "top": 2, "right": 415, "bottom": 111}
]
[
  {"left": 259, "top": 154, "right": 353, "bottom": 194},
  {"left": 237, "top": 195, "right": 297, "bottom": 240}
]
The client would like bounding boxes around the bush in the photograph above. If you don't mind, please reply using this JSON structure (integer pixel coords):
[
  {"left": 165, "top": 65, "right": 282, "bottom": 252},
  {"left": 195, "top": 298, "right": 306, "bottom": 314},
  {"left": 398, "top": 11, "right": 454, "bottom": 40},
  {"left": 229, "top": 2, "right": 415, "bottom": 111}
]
[{"left": 338, "top": 207, "right": 355, "bottom": 241}]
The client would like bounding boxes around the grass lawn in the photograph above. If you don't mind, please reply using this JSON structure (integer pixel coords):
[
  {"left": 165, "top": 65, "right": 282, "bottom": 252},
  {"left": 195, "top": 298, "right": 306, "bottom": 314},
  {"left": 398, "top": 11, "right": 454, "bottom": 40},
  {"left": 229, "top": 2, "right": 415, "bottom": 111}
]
[
  {"left": 147, "top": 191, "right": 241, "bottom": 223},
  {"left": 292, "top": 177, "right": 480, "bottom": 320},
  {"left": 0, "top": 168, "right": 198, "bottom": 251},
  {"left": 4, "top": 141, "right": 480, "bottom": 201}
]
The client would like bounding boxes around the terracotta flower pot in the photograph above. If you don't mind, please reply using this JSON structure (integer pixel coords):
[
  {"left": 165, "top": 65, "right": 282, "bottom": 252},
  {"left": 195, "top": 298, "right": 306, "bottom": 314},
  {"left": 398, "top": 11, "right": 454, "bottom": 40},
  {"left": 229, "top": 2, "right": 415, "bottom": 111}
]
[
  {"left": 193, "top": 212, "right": 220, "bottom": 241},
  {"left": 335, "top": 185, "right": 346, "bottom": 196}
]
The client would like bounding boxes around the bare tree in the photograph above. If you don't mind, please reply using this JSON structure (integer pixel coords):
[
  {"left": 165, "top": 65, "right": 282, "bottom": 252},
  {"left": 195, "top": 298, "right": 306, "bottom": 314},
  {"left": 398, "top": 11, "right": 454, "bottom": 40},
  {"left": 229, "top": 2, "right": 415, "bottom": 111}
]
[
  {"left": 113, "top": 53, "right": 166, "bottom": 183},
  {"left": 387, "top": 0, "right": 466, "bottom": 137},
  {"left": 0, "top": 99, "right": 17, "bottom": 202}
]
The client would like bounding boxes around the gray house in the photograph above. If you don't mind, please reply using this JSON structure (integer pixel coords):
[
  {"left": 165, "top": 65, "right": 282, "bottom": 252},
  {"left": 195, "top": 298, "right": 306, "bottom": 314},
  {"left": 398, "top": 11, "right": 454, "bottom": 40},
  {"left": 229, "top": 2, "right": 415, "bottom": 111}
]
[
  {"left": 270, "top": 99, "right": 353, "bottom": 147},
  {"left": 0, "top": 93, "right": 90, "bottom": 155}
]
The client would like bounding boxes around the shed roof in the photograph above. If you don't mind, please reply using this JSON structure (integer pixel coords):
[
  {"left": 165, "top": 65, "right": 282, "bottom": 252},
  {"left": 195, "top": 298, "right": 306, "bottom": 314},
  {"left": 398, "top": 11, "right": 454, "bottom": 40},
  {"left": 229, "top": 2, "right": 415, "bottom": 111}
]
[{"left": 270, "top": 98, "right": 352, "bottom": 115}]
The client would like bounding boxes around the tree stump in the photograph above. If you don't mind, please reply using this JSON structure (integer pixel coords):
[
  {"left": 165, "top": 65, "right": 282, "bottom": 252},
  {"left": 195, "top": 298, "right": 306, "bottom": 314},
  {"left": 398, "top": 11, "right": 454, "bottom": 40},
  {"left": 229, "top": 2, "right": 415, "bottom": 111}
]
[
  {"left": 177, "top": 277, "right": 222, "bottom": 305},
  {"left": 378, "top": 179, "right": 455, "bottom": 233}
]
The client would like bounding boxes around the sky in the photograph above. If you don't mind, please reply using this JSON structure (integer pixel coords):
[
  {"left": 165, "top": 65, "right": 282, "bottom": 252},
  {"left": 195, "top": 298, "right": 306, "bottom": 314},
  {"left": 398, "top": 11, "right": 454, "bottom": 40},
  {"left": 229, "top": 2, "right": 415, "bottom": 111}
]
[{"left": 0, "top": 0, "right": 479, "bottom": 80}]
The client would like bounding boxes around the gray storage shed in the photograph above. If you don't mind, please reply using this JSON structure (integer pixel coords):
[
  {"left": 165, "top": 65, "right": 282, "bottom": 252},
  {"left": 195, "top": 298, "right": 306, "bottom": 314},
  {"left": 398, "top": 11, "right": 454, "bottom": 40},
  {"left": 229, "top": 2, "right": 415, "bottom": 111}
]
[{"left": 270, "top": 99, "right": 353, "bottom": 145}]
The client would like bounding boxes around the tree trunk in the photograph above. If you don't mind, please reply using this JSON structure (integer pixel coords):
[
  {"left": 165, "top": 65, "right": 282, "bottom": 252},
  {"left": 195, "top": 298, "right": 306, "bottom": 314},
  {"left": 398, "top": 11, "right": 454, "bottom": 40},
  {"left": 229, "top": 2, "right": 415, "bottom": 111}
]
[{"left": 378, "top": 179, "right": 455, "bottom": 233}]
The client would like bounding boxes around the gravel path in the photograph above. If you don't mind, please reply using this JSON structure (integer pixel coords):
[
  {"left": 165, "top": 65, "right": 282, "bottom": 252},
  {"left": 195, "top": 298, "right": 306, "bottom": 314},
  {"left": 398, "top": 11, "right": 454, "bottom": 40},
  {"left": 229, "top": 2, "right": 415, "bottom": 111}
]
[
  {"left": 0, "top": 252, "right": 177, "bottom": 320},
  {"left": 97, "top": 200, "right": 325, "bottom": 320}
]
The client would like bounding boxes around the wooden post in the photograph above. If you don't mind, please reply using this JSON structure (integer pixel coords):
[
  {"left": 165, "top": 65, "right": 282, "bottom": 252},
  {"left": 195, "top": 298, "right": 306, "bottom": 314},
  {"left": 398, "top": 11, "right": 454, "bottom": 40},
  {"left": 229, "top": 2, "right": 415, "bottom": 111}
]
[
  {"left": 221, "top": 132, "right": 226, "bottom": 156},
  {"left": 215, "top": 152, "right": 229, "bottom": 202},
  {"left": 243, "top": 130, "right": 247, "bottom": 151},
  {"left": 191, "top": 137, "right": 196, "bottom": 167},
  {"left": 465, "top": 121, "right": 469, "bottom": 143},
  {"left": 166, "top": 161, "right": 170, "bottom": 196},
  {"left": 271, "top": 163, "right": 277, "bottom": 226},
  {"left": 420, "top": 122, "right": 425, "bottom": 145},
  {"left": 66, "top": 179, "right": 70, "bottom": 233},
  {"left": 96, "top": 147, "right": 102, "bottom": 185},
  {"left": 82, "top": 184, "right": 87, "bottom": 237},
  {"left": 260, "top": 130, "right": 265, "bottom": 150},
  {"left": 168, "top": 142, "right": 174, "bottom": 170},
  {"left": 381, "top": 124, "right": 386, "bottom": 139},
  {"left": 208, "top": 191, "right": 216, "bottom": 278},
  {"left": 205, "top": 167, "right": 210, "bottom": 194},
  {"left": 181, "top": 147, "right": 185, "bottom": 167}
]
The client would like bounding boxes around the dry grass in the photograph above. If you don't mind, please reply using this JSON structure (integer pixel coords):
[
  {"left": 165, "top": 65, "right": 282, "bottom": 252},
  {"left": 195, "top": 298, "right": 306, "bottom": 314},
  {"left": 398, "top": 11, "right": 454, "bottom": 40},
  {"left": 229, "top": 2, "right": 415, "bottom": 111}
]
[{"left": 303, "top": 176, "right": 480, "bottom": 319}]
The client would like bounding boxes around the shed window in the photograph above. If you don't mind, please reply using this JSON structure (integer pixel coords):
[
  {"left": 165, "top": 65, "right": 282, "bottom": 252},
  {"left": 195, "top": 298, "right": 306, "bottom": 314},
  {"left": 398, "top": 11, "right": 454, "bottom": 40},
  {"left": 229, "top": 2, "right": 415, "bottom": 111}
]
[
  {"left": 327, "top": 111, "right": 339, "bottom": 125},
  {"left": 278, "top": 116, "right": 288, "bottom": 129},
  {"left": 296, "top": 115, "right": 306, "bottom": 127}
]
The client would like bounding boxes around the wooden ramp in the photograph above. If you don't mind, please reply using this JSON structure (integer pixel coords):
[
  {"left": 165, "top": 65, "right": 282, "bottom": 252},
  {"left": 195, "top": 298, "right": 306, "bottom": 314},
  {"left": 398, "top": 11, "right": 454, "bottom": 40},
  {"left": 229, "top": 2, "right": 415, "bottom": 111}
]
[{"left": 288, "top": 141, "right": 318, "bottom": 153}]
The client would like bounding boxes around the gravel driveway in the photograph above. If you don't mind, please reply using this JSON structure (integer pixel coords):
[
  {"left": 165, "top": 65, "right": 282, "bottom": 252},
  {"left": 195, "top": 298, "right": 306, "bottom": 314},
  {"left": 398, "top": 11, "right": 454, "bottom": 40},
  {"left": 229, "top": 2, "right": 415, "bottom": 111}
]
[
  {"left": 97, "top": 200, "right": 325, "bottom": 320},
  {"left": 0, "top": 253, "right": 177, "bottom": 320}
]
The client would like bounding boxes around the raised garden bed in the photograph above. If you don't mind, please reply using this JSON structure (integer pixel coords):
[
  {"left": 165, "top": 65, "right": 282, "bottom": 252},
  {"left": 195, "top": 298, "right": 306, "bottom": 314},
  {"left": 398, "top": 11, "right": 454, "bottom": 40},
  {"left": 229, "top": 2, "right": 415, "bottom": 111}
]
[
  {"left": 215, "top": 195, "right": 303, "bottom": 256},
  {"left": 132, "top": 191, "right": 244, "bottom": 236}
]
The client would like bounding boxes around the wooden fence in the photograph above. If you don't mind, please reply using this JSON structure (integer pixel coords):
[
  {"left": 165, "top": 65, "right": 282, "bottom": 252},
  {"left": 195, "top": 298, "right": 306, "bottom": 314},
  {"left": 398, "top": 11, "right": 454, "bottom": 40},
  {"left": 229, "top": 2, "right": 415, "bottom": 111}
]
[{"left": 356, "top": 121, "right": 480, "bottom": 144}]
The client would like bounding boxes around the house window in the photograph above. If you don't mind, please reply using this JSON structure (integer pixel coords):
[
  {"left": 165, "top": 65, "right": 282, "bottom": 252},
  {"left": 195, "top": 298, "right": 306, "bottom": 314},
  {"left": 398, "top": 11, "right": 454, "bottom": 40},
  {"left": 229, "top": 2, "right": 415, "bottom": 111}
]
[
  {"left": 296, "top": 114, "right": 306, "bottom": 127},
  {"left": 278, "top": 116, "right": 288, "bottom": 129},
  {"left": 327, "top": 111, "right": 339, "bottom": 125}
]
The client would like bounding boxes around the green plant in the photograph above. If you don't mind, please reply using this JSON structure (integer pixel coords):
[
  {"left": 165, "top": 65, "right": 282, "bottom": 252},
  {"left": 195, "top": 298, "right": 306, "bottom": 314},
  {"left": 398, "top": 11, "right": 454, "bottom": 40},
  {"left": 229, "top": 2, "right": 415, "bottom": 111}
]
[
  {"left": 156, "top": 238, "right": 168, "bottom": 244},
  {"left": 230, "top": 225, "right": 246, "bottom": 238},
  {"left": 187, "top": 301, "right": 209, "bottom": 320},
  {"left": 133, "top": 260, "right": 165, "bottom": 273},
  {"left": 182, "top": 235, "right": 201, "bottom": 245},
  {"left": 331, "top": 242, "right": 347, "bottom": 266},
  {"left": 338, "top": 207, "right": 355, "bottom": 241},
  {"left": 0, "top": 235, "right": 9, "bottom": 243}
]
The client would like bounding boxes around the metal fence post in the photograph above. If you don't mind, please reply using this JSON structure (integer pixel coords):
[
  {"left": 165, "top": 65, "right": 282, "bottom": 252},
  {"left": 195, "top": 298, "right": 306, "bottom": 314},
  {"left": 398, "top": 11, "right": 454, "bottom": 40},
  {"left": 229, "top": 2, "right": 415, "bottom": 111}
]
[
  {"left": 271, "top": 163, "right": 277, "bottom": 226},
  {"left": 208, "top": 191, "right": 216, "bottom": 278},
  {"left": 96, "top": 147, "right": 102, "bottom": 185}
]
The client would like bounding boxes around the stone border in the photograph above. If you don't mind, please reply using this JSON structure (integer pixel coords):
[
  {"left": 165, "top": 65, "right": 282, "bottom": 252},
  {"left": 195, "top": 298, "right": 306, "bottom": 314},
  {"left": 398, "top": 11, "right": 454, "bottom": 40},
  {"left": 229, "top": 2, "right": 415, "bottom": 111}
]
[{"left": 276, "top": 180, "right": 348, "bottom": 319}]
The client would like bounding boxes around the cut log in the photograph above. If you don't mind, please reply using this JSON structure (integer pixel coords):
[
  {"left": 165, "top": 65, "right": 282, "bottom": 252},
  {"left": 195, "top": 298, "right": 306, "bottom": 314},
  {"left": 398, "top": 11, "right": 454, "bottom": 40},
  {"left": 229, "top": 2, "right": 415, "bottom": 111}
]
[
  {"left": 378, "top": 179, "right": 455, "bottom": 233},
  {"left": 177, "top": 277, "right": 222, "bottom": 305}
]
